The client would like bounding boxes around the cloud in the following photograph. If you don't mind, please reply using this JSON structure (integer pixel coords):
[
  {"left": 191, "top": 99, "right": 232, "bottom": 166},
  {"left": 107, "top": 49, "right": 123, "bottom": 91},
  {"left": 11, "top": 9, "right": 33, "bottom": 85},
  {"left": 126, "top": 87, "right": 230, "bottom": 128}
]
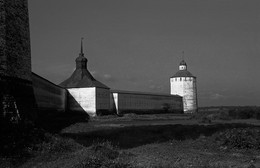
[
  {"left": 210, "top": 93, "right": 225, "bottom": 100},
  {"left": 103, "top": 74, "right": 116, "bottom": 82},
  {"left": 90, "top": 71, "right": 117, "bottom": 83}
]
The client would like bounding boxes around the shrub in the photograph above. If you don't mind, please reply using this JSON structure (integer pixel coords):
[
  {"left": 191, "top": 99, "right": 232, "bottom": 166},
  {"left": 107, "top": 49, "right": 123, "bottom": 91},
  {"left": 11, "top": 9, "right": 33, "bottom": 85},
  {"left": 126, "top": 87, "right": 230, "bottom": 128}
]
[
  {"left": 228, "top": 107, "right": 260, "bottom": 120},
  {"left": 217, "top": 111, "right": 231, "bottom": 120},
  {"left": 213, "top": 128, "right": 260, "bottom": 150},
  {"left": 199, "top": 116, "right": 211, "bottom": 124},
  {"left": 33, "top": 134, "right": 80, "bottom": 155},
  {"left": 90, "top": 141, "right": 119, "bottom": 160},
  {"left": 73, "top": 141, "right": 132, "bottom": 168}
]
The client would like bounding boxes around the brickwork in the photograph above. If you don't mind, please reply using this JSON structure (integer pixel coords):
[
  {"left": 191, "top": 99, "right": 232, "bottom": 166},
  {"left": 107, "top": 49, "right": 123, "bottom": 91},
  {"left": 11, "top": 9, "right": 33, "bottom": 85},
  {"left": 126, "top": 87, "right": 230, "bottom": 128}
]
[
  {"left": 0, "top": 0, "right": 31, "bottom": 80},
  {"left": 0, "top": 0, "right": 36, "bottom": 122},
  {"left": 170, "top": 60, "right": 198, "bottom": 113}
]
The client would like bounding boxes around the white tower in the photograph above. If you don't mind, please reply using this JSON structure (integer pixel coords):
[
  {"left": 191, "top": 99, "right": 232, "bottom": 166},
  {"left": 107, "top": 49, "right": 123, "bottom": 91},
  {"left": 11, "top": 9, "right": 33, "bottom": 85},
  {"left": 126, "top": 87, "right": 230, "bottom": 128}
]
[{"left": 170, "top": 60, "right": 198, "bottom": 113}]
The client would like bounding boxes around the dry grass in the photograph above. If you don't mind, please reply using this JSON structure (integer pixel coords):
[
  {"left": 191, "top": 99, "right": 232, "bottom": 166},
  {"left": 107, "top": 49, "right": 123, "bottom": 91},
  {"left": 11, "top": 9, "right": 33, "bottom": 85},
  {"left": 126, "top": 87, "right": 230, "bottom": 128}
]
[{"left": 1, "top": 113, "right": 260, "bottom": 168}]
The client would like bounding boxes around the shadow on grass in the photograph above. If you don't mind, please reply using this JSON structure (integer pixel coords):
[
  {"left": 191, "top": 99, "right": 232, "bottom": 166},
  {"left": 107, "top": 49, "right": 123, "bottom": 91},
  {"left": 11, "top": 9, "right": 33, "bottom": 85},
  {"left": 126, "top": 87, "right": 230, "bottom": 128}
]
[
  {"left": 62, "top": 123, "right": 259, "bottom": 149},
  {"left": 36, "top": 111, "right": 89, "bottom": 133}
]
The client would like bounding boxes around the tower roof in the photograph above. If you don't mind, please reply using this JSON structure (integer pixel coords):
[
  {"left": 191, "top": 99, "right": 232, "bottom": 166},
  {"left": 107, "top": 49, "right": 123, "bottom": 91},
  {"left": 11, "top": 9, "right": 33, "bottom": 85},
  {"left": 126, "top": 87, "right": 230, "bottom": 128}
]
[
  {"left": 171, "top": 70, "right": 195, "bottom": 78},
  {"left": 76, "top": 38, "right": 88, "bottom": 62},
  {"left": 59, "top": 38, "right": 109, "bottom": 89},
  {"left": 171, "top": 59, "right": 195, "bottom": 78},
  {"left": 59, "top": 69, "right": 109, "bottom": 89},
  {"left": 180, "top": 60, "right": 187, "bottom": 66}
]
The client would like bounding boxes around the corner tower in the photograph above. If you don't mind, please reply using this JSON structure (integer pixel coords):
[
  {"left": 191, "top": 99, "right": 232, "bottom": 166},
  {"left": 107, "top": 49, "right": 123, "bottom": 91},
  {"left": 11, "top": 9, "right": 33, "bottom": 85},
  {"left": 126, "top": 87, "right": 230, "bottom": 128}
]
[
  {"left": 59, "top": 39, "right": 110, "bottom": 117},
  {"left": 0, "top": 0, "right": 37, "bottom": 121},
  {"left": 170, "top": 59, "right": 198, "bottom": 113}
]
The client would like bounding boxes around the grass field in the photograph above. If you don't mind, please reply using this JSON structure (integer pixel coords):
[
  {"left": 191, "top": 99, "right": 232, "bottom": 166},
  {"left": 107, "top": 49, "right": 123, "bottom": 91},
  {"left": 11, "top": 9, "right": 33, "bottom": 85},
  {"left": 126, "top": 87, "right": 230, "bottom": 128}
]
[{"left": 1, "top": 113, "right": 260, "bottom": 168}]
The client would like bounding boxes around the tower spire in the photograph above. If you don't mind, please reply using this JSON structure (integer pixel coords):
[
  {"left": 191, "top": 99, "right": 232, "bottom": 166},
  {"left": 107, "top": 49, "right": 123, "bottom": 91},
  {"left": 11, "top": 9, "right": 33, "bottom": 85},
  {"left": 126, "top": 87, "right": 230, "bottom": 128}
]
[
  {"left": 179, "top": 51, "right": 187, "bottom": 70},
  {"left": 80, "top": 37, "right": 84, "bottom": 56},
  {"left": 76, "top": 38, "right": 88, "bottom": 69}
]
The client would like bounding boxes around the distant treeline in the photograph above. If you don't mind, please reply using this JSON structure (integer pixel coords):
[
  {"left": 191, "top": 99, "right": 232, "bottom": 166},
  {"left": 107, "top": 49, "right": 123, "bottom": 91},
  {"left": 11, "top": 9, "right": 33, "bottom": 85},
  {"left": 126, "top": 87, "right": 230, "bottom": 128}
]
[{"left": 198, "top": 106, "right": 260, "bottom": 120}]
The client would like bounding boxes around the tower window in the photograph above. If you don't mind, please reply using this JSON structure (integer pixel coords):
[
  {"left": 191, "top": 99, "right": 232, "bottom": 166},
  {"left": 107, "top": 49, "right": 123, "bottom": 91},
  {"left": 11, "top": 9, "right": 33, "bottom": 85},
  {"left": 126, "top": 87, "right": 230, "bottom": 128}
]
[{"left": 180, "top": 78, "right": 182, "bottom": 81}]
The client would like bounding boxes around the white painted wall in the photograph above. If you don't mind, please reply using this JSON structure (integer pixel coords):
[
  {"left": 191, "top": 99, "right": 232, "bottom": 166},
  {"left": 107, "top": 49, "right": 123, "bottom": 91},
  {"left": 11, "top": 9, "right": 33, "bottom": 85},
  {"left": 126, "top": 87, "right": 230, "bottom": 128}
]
[
  {"left": 170, "top": 77, "right": 197, "bottom": 113},
  {"left": 179, "top": 65, "right": 187, "bottom": 70},
  {"left": 111, "top": 93, "right": 119, "bottom": 113},
  {"left": 67, "top": 87, "right": 96, "bottom": 117}
]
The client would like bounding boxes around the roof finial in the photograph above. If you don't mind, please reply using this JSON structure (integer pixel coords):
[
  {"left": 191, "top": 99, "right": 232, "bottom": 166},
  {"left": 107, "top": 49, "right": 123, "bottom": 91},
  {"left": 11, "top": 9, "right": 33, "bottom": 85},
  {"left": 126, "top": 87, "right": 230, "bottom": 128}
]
[
  {"left": 80, "top": 37, "right": 84, "bottom": 55},
  {"left": 182, "top": 51, "right": 184, "bottom": 61}
]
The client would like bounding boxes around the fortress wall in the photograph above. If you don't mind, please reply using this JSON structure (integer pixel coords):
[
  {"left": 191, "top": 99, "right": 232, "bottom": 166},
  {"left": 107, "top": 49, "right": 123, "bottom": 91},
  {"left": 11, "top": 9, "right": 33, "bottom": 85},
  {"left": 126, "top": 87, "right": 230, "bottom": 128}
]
[
  {"left": 96, "top": 88, "right": 110, "bottom": 115},
  {"left": 0, "top": 0, "right": 31, "bottom": 80},
  {"left": 67, "top": 87, "right": 96, "bottom": 117},
  {"left": 111, "top": 91, "right": 183, "bottom": 115},
  {"left": 110, "top": 93, "right": 118, "bottom": 114},
  {"left": 170, "top": 77, "right": 197, "bottom": 113},
  {"left": 183, "top": 78, "right": 197, "bottom": 113},
  {"left": 170, "top": 77, "right": 184, "bottom": 96},
  {"left": 0, "top": 0, "right": 37, "bottom": 120},
  {"left": 32, "top": 73, "right": 67, "bottom": 113}
]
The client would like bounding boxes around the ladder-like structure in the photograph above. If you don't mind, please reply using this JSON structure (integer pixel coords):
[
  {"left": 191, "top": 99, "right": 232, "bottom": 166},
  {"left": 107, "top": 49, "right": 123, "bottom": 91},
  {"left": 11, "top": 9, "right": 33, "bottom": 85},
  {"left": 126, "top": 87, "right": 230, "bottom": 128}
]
[{"left": 1, "top": 95, "right": 21, "bottom": 124}]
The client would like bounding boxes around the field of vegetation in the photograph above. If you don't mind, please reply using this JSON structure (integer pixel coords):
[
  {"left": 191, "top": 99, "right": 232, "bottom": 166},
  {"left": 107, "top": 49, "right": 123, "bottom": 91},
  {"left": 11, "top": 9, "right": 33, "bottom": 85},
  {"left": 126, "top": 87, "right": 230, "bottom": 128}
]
[{"left": 0, "top": 106, "right": 260, "bottom": 168}]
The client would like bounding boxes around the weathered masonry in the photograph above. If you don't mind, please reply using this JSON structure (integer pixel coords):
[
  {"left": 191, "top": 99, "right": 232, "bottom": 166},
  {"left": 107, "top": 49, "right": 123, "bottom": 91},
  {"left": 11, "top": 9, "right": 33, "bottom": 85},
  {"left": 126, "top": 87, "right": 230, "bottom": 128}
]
[
  {"left": 0, "top": 0, "right": 187, "bottom": 120},
  {"left": 170, "top": 60, "right": 198, "bottom": 113},
  {"left": 58, "top": 40, "right": 184, "bottom": 117},
  {"left": 59, "top": 39, "right": 110, "bottom": 117},
  {"left": 32, "top": 73, "right": 67, "bottom": 113},
  {"left": 111, "top": 90, "right": 183, "bottom": 115},
  {"left": 0, "top": 0, "right": 37, "bottom": 121}
]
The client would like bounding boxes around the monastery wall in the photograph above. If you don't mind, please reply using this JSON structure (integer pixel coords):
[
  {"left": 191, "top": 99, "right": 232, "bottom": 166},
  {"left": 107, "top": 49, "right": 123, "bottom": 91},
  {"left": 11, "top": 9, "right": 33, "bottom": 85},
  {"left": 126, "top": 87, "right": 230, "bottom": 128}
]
[
  {"left": 67, "top": 87, "right": 96, "bottom": 117},
  {"left": 111, "top": 91, "right": 183, "bottom": 115},
  {"left": 0, "top": 0, "right": 37, "bottom": 121},
  {"left": 96, "top": 88, "right": 110, "bottom": 115},
  {"left": 171, "top": 77, "right": 197, "bottom": 113},
  {"left": 32, "top": 73, "right": 67, "bottom": 113},
  {"left": 0, "top": 0, "right": 31, "bottom": 80}
]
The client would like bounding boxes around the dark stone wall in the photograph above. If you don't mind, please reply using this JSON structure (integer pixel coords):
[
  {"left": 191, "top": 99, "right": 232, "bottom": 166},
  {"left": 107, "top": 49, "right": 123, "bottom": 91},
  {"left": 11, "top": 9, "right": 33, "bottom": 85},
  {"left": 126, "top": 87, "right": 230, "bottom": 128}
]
[
  {"left": 0, "top": 76, "right": 37, "bottom": 120},
  {"left": 0, "top": 0, "right": 36, "bottom": 121},
  {"left": 32, "top": 73, "right": 67, "bottom": 113},
  {"left": 0, "top": 0, "right": 31, "bottom": 80}
]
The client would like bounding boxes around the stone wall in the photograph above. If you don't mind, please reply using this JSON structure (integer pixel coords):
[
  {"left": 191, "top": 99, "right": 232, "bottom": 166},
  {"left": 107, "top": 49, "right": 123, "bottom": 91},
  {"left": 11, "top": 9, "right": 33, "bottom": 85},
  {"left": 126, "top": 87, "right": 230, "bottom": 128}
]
[
  {"left": 0, "top": 0, "right": 36, "bottom": 121},
  {"left": 67, "top": 87, "right": 96, "bottom": 116},
  {"left": 96, "top": 88, "right": 110, "bottom": 115},
  {"left": 32, "top": 73, "right": 67, "bottom": 113},
  {"left": 170, "top": 77, "right": 198, "bottom": 113},
  {"left": 111, "top": 91, "right": 183, "bottom": 115},
  {"left": 0, "top": 0, "right": 31, "bottom": 80},
  {"left": 67, "top": 87, "right": 111, "bottom": 117}
]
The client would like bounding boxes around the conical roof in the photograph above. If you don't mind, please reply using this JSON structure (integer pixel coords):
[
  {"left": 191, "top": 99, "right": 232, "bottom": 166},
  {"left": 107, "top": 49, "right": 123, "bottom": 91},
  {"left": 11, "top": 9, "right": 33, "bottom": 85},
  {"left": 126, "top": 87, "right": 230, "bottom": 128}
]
[
  {"left": 171, "top": 70, "right": 195, "bottom": 78},
  {"left": 59, "top": 68, "right": 109, "bottom": 88},
  {"left": 59, "top": 39, "right": 109, "bottom": 89},
  {"left": 171, "top": 60, "right": 195, "bottom": 78}
]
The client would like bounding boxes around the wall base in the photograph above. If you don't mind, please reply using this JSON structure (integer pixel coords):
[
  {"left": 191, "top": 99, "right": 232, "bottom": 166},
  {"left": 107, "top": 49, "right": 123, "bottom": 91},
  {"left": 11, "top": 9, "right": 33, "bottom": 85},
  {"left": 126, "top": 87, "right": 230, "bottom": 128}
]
[{"left": 0, "top": 76, "right": 37, "bottom": 122}]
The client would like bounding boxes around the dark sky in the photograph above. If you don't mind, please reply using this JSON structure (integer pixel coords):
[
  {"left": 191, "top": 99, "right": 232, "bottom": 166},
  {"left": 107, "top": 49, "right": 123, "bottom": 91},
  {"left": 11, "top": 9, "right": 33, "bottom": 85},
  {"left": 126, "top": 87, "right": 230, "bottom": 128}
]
[{"left": 28, "top": 0, "right": 260, "bottom": 107}]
